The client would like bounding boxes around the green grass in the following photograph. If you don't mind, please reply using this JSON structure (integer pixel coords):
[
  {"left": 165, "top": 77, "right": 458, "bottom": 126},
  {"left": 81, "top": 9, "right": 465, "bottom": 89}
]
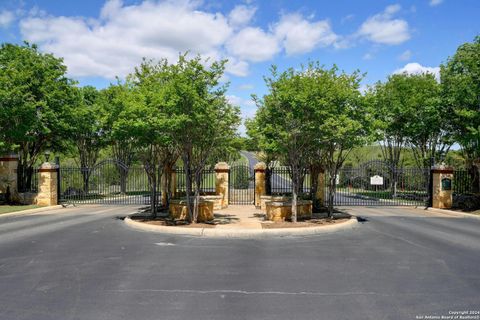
[{"left": 0, "top": 205, "right": 41, "bottom": 215}]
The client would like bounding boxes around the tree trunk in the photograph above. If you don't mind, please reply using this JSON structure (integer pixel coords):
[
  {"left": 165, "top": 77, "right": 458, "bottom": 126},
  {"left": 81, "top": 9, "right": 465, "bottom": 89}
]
[
  {"left": 469, "top": 162, "right": 480, "bottom": 194},
  {"left": 310, "top": 165, "right": 321, "bottom": 210},
  {"left": 183, "top": 154, "right": 194, "bottom": 223},
  {"left": 327, "top": 172, "right": 336, "bottom": 218},
  {"left": 193, "top": 170, "right": 202, "bottom": 223},
  {"left": 119, "top": 167, "right": 128, "bottom": 194},
  {"left": 81, "top": 168, "right": 91, "bottom": 194},
  {"left": 150, "top": 176, "right": 157, "bottom": 219},
  {"left": 291, "top": 180, "right": 298, "bottom": 223},
  {"left": 165, "top": 165, "right": 173, "bottom": 209},
  {"left": 390, "top": 168, "right": 397, "bottom": 198}
]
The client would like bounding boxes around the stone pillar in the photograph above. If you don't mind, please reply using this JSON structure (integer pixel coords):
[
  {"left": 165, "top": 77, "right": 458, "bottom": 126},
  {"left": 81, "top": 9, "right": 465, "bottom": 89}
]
[
  {"left": 215, "top": 162, "right": 229, "bottom": 208},
  {"left": 0, "top": 154, "right": 19, "bottom": 196},
  {"left": 37, "top": 162, "right": 59, "bottom": 206},
  {"left": 254, "top": 162, "right": 267, "bottom": 208},
  {"left": 314, "top": 169, "right": 326, "bottom": 207},
  {"left": 431, "top": 165, "right": 453, "bottom": 209}
]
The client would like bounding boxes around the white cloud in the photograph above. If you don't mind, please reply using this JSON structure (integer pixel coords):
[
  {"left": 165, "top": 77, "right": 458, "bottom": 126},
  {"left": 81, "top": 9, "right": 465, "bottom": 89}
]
[
  {"left": 357, "top": 4, "right": 410, "bottom": 45},
  {"left": 0, "top": 10, "right": 14, "bottom": 28},
  {"left": 20, "top": 0, "right": 233, "bottom": 78},
  {"left": 227, "top": 94, "right": 256, "bottom": 108},
  {"left": 429, "top": 0, "right": 443, "bottom": 6},
  {"left": 393, "top": 62, "right": 440, "bottom": 81},
  {"left": 228, "top": 5, "right": 256, "bottom": 28},
  {"left": 225, "top": 57, "right": 249, "bottom": 77},
  {"left": 273, "top": 13, "right": 338, "bottom": 55},
  {"left": 398, "top": 49, "right": 412, "bottom": 61},
  {"left": 19, "top": 0, "right": 342, "bottom": 79},
  {"left": 226, "top": 27, "right": 280, "bottom": 62}
]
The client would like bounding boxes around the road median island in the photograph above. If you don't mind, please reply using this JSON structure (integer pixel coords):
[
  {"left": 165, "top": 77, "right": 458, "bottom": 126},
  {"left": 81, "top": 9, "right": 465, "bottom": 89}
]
[{"left": 124, "top": 213, "right": 358, "bottom": 238}]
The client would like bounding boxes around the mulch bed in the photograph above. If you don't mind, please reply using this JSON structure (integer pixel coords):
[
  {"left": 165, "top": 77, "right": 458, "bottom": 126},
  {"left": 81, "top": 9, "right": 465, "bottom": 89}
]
[
  {"left": 131, "top": 217, "right": 215, "bottom": 228},
  {"left": 261, "top": 217, "right": 350, "bottom": 229}
]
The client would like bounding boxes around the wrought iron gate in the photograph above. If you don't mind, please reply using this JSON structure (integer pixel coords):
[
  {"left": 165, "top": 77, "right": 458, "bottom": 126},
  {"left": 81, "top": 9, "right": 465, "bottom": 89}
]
[
  {"left": 328, "top": 160, "right": 429, "bottom": 206},
  {"left": 229, "top": 164, "right": 255, "bottom": 205},
  {"left": 59, "top": 160, "right": 154, "bottom": 205}
]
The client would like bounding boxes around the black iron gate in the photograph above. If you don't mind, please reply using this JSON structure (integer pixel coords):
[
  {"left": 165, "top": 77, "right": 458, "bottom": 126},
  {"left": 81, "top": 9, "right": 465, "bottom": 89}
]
[
  {"left": 329, "top": 160, "right": 429, "bottom": 206},
  {"left": 59, "top": 160, "right": 154, "bottom": 205},
  {"left": 229, "top": 164, "right": 255, "bottom": 205}
]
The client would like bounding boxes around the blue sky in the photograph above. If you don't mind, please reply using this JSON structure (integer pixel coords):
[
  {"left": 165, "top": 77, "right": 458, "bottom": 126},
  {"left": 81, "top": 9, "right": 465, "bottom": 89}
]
[{"left": 0, "top": 0, "right": 479, "bottom": 130}]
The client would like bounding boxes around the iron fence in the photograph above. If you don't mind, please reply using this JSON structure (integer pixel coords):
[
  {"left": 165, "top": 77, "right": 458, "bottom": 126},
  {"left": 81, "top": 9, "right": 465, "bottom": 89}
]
[
  {"left": 270, "top": 166, "right": 311, "bottom": 197},
  {"left": 453, "top": 170, "right": 474, "bottom": 194},
  {"left": 59, "top": 163, "right": 153, "bottom": 205},
  {"left": 17, "top": 166, "right": 39, "bottom": 193},
  {"left": 229, "top": 164, "right": 255, "bottom": 205},
  {"left": 175, "top": 167, "right": 216, "bottom": 195},
  {"left": 331, "top": 167, "right": 429, "bottom": 206}
]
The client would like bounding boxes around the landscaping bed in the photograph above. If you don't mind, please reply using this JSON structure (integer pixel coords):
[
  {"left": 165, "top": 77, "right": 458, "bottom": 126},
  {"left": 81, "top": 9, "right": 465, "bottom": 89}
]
[
  {"left": 261, "top": 217, "right": 350, "bottom": 229},
  {"left": 135, "top": 219, "right": 215, "bottom": 228}
]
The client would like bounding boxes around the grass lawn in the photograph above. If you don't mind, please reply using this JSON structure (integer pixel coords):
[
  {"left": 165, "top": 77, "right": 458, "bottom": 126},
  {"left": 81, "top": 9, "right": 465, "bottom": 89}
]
[{"left": 0, "top": 205, "right": 41, "bottom": 215}]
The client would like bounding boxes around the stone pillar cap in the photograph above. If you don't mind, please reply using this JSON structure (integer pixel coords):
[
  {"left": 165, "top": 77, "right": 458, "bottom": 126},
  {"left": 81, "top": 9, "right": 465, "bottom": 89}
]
[
  {"left": 40, "top": 162, "right": 59, "bottom": 169},
  {"left": 0, "top": 153, "right": 19, "bottom": 160},
  {"left": 432, "top": 163, "right": 453, "bottom": 170},
  {"left": 254, "top": 162, "right": 267, "bottom": 170},
  {"left": 214, "top": 162, "right": 230, "bottom": 170}
]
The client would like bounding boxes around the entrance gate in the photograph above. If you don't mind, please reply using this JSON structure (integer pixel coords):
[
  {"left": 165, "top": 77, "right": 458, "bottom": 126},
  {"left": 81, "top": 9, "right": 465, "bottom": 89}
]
[
  {"left": 329, "top": 160, "right": 429, "bottom": 206},
  {"left": 229, "top": 164, "right": 255, "bottom": 205},
  {"left": 59, "top": 160, "right": 153, "bottom": 205}
]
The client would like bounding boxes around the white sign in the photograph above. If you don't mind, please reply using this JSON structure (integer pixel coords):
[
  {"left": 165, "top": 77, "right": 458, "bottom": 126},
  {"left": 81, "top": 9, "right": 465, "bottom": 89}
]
[
  {"left": 370, "top": 175, "right": 383, "bottom": 185},
  {"left": 336, "top": 174, "right": 340, "bottom": 185}
]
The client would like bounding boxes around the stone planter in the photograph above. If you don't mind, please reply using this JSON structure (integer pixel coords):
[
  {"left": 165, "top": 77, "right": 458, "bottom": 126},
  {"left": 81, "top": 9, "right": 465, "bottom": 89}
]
[
  {"left": 265, "top": 200, "right": 313, "bottom": 222},
  {"left": 200, "top": 195, "right": 224, "bottom": 210},
  {"left": 169, "top": 199, "right": 214, "bottom": 222},
  {"left": 260, "top": 195, "right": 290, "bottom": 212}
]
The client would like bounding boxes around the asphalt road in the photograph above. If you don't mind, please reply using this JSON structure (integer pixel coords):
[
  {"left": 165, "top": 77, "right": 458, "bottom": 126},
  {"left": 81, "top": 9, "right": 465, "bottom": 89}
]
[
  {"left": 1, "top": 205, "right": 479, "bottom": 319},
  {"left": 240, "top": 151, "right": 297, "bottom": 193}
]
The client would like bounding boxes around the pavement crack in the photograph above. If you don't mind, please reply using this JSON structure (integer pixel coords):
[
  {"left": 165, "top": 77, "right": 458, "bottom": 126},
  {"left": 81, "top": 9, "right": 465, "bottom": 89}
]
[{"left": 107, "top": 288, "right": 384, "bottom": 297}]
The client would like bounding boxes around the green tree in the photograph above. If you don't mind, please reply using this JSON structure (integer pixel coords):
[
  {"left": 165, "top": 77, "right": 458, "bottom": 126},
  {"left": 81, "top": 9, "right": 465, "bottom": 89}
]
[
  {"left": 100, "top": 82, "right": 138, "bottom": 194},
  {"left": 308, "top": 66, "right": 370, "bottom": 216},
  {"left": 253, "top": 64, "right": 367, "bottom": 220},
  {"left": 70, "top": 86, "right": 107, "bottom": 193},
  {"left": 441, "top": 36, "right": 480, "bottom": 192},
  {"left": 365, "top": 77, "right": 411, "bottom": 171},
  {"left": 0, "top": 42, "right": 75, "bottom": 191},
  {"left": 165, "top": 55, "right": 240, "bottom": 222},
  {"left": 245, "top": 115, "right": 278, "bottom": 195},
  {"left": 366, "top": 73, "right": 450, "bottom": 196},
  {"left": 113, "top": 59, "right": 180, "bottom": 217}
]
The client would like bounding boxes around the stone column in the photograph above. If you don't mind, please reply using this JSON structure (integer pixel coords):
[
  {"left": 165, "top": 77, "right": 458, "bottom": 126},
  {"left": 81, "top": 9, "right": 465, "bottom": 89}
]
[
  {"left": 431, "top": 165, "right": 454, "bottom": 209},
  {"left": 314, "top": 169, "right": 326, "bottom": 207},
  {"left": 215, "top": 162, "right": 229, "bottom": 208},
  {"left": 0, "top": 154, "right": 19, "bottom": 201},
  {"left": 254, "top": 162, "right": 267, "bottom": 208},
  {"left": 37, "top": 162, "right": 59, "bottom": 206}
]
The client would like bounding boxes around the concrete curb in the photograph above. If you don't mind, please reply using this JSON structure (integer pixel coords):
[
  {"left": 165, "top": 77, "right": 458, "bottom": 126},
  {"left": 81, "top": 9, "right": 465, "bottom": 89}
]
[
  {"left": 0, "top": 205, "right": 63, "bottom": 218},
  {"left": 423, "top": 207, "right": 480, "bottom": 220},
  {"left": 124, "top": 216, "right": 358, "bottom": 238}
]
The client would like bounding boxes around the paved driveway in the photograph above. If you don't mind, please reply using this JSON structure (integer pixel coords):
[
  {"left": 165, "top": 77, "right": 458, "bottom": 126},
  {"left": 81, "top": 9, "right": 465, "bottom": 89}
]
[{"left": 0, "top": 205, "right": 479, "bottom": 320}]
